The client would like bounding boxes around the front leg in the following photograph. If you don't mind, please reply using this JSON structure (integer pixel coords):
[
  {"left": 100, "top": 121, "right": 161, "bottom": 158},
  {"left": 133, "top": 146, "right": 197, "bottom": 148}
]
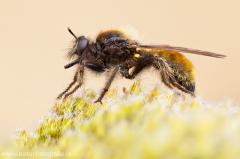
[
  {"left": 57, "top": 70, "right": 79, "bottom": 100},
  {"left": 63, "top": 64, "right": 85, "bottom": 101},
  {"left": 94, "top": 64, "right": 120, "bottom": 104},
  {"left": 59, "top": 62, "right": 106, "bottom": 101}
]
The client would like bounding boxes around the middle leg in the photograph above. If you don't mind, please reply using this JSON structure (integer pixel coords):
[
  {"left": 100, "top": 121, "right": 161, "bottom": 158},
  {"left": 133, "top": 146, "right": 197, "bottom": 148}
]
[{"left": 94, "top": 64, "right": 120, "bottom": 104}]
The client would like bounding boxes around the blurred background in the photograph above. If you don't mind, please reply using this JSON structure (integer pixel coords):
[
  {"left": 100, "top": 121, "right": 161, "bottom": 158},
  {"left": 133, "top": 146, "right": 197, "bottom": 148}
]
[{"left": 0, "top": 0, "right": 239, "bottom": 140}]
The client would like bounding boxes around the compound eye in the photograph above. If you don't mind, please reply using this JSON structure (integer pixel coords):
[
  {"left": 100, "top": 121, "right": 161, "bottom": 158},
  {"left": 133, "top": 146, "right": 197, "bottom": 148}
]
[{"left": 77, "top": 37, "right": 88, "bottom": 55}]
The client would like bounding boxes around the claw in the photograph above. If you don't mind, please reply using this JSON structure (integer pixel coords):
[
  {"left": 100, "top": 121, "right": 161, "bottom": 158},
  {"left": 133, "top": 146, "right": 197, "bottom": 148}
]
[
  {"left": 57, "top": 96, "right": 62, "bottom": 100},
  {"left": 57, "top": 94, "right": 63, "bottom": 100},
  {"left": 63, "top": 96, "right": 68, "bottom": 102},
  {"left": 94, "top": 99, "right": 103, "bottom": 104}
]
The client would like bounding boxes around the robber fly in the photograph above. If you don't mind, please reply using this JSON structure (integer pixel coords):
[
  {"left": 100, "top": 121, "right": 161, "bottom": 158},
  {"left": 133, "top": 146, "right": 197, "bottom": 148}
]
[{"left": 57, "top": 26, "right": 226, "bottom": 104}]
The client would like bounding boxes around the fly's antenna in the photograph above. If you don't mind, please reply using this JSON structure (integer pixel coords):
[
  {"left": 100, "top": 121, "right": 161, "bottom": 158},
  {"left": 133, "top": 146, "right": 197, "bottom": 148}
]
[{"left": 67, "top": 27, "right": 77, "bottom": 40}]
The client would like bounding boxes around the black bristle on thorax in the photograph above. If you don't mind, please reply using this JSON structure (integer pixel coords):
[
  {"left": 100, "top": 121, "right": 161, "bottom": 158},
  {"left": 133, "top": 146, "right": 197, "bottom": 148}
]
[{"left": 84, "top": 30, "right": 138, "bottom": 67}]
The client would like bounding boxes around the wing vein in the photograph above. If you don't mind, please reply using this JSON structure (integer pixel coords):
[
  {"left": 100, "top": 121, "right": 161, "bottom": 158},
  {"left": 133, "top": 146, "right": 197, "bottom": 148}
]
[{"left": 128, "top": 44, "right": 226, "bottom": 58}]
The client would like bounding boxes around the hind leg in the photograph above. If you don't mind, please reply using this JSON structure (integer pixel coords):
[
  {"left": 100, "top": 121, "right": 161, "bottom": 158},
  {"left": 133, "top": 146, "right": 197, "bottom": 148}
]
[
  {"left": 153, "top": 56, "right": 195, "bottom": 96},
  {"left": 121, "top": 55, "right": 195, "bottom": 96}
]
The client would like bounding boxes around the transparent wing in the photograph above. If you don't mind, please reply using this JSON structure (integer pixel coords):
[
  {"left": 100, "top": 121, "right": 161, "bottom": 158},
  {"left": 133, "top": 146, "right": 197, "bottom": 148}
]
[{"left": 128, "top": 44, "right": 226, "bottom": 58}]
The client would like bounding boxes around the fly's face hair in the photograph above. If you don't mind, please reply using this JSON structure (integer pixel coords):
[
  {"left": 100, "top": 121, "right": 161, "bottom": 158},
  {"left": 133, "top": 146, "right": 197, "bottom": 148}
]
[{"left": 57, "top": 26, "right": 226, "bottom": 104}]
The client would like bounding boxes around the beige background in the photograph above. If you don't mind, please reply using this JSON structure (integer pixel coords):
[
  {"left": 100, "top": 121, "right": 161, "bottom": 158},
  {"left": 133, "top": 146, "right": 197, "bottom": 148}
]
[{"left": 0, "top": 0, "right": 239, "bottom": 140}]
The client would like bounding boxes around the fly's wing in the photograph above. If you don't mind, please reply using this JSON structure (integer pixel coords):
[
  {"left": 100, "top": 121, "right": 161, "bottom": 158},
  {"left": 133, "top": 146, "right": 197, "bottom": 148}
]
[{"left": 128, "top": 44, "right": 226, "bottom": 58}]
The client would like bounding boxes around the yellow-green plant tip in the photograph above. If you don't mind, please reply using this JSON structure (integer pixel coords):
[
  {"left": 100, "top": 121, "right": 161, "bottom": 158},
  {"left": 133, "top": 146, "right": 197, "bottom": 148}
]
[
  {"left": 61, "top": 116, "right": 73, "bottom": 132},
  {"left": 147, "top": 86, "right": 160, "bottom": 102},
  {"left": 179, "top": 101, "right": 190, "bottom": 110},
  {"left": 127, "top": 80, "right": 141, "bottom": 94},
  {"left": 106, "top": 87, "right": 117, "bottom": 97},
  {"left": 190, "top": 100, "right": 201, "bottom": 110},
  {"left": 84, "top": 103, "right": 96, "bottom": 118},
  {"left": 86, "top": 90, "right": 96, "bottom": 98},
  {"left": 75, "top": 98, "right": 87, "bottom": 112}
]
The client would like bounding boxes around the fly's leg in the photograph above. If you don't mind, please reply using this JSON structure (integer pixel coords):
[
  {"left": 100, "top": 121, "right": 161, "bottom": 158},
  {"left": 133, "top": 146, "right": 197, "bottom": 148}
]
[
  {"left": 121, "top": 55, "right": 195, "bottom": 96},
  {"left": 63, "top": 64, "right": 85, "bottom": 101},
  {"left": 94, "top": 64, "right": 120, "bottom": 104},
  {"left": 57, "top": 71, "right": 78, "bottom": 99}
]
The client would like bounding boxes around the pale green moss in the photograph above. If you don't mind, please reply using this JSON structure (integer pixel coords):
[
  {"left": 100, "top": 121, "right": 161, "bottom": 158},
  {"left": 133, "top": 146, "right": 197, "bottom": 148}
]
[{"left": 1, "top": 81, "right": 240, "bottom": 159}]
